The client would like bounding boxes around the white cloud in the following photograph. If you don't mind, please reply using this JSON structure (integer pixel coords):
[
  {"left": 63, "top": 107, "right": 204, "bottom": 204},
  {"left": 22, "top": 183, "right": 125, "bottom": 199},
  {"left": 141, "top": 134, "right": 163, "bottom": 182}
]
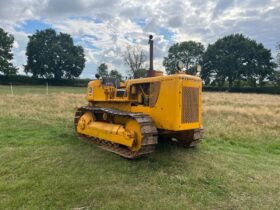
[
  {"left": 0, "top": 0, "right": 279, "bottom": 77},
  {"left": 50, "top": 16, "right": 168, "bottom": 75}
]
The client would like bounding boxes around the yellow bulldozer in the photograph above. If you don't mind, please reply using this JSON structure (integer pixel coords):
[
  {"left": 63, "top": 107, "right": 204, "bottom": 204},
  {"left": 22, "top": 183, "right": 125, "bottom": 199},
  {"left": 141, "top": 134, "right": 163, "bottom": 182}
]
[{"left": 74, "top": 35, "right": 203, "bottom": 159}]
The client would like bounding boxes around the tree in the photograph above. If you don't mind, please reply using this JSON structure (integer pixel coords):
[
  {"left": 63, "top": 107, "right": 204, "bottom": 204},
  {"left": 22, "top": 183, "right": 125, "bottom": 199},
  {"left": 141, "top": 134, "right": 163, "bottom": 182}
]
[
  {"left": 274, "top": 43, "right": 280, "bottom": 87},
  {"left": 0, "top": 28, "right": 17, "bottom": 75},
  {"left": 123, "top": 45, "right": 146, "bottom": 78},
  {"left": 25, "top": 28, "right": 85, "bottom": 79},
  {"left": 201, "top": 34, "right": 275, "bottom": 88},
  {"left": 97, "top": 63, "right": 123, "bottom": 81},
  {"left": 277, "top": 42, "right": 280, "bottom": 68},
  {"left": 97, "top": 63, "right": 108, "bottom": 77},
  {"left": 163, "top": 41, "right": 204, "bottom": 75},
  {"left": 109, "top": 69, "right": 122, "bottom": 81},
  {"left": 133, "top": 69, "right": 147, "bottom": 78},
  {"left": 272, "top": 70, "right": 280, "bottom": 87}
]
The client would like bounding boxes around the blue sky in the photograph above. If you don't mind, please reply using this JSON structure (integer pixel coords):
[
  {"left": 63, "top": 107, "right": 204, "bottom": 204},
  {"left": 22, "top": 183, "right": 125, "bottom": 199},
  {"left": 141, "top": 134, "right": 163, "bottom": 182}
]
[
  {"left": 0, "top": 0, "right": 279, "bottom": 78},
  {"left": 16, "top": 20, "right": 52, "bottom": 34}
]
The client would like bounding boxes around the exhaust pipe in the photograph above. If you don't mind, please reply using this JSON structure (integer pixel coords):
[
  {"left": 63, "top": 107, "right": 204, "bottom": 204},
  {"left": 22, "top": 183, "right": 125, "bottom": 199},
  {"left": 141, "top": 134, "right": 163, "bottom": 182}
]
[
  {"left": 147, "top": 35, "right": 163, "bottom": 77},
  {"left": 148, "top": 35, "right": 153, "bottom": 76}
]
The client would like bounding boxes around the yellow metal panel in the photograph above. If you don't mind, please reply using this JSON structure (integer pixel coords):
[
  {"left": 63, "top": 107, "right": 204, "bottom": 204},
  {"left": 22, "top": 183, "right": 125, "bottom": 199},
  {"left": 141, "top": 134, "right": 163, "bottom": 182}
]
[
  {"left": 130, "top": 75, "right": 202, "bottom": 131},
  {"left": 131, "top": 78, "right": 180, "bottom": 130},
  {"left": 86, "top": 80, "right": 110, "bottom": 101},
  {"left": 126, "top": 73, "right": 201, "bottom": 86},
  {"left": 77, "top": 112, "right": 135, "bottom": 147},
  {"left": 95, "top": 102, "right": 131, "bottom": 112}
]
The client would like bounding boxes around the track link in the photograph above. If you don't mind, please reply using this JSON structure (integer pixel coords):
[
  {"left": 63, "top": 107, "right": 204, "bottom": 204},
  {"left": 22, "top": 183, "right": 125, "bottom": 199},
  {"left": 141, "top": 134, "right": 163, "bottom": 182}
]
[
  {"left": 158, "top": 128, "right": 204, "bottom": 148},
  {"left": 74, "top": 106, "right": 158, "bottom": 159}
]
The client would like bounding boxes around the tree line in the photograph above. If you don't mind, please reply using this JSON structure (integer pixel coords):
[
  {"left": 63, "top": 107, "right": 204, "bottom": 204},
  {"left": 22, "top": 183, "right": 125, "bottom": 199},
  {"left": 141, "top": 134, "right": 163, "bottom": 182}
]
[
  {"left": 164, "top": 34, "right": 280, "bottom": 88},
  {"left": 0, "top": 27, "right": 280, "bottom": 88},
  {"left": 117, "top": 34, "right": 280, "bottom": 88}
]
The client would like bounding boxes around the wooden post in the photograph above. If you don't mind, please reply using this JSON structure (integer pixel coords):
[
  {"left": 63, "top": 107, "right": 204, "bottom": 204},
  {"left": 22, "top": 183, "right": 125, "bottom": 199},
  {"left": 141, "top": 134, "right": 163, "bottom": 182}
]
[
  {"left": 46, "top": 82, "right": 48, "bottom": 95},
  {"left": 10, "top": 83, "right": 14, "bottom": 96}
]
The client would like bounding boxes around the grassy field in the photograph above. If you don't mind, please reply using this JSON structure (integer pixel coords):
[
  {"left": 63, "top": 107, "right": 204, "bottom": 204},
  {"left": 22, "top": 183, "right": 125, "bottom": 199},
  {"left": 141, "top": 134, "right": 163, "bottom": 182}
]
[
  {"left": 0, "top": 85, "right": 86, "bottom": 95},
  {"left": 0, "top": 86, "right": 279, "bottom": 209}
]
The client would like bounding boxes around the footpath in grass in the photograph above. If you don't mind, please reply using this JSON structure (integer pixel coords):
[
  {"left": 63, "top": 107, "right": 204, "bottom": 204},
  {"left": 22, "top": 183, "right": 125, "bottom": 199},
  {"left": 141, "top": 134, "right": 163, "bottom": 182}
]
[{"left": 0, "top": 89, "right": 279, "bottom": 209}]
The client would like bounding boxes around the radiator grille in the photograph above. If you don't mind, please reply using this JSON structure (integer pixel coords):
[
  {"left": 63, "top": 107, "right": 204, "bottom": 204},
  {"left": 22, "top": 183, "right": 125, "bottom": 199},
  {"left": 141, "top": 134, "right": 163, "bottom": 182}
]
[{"left": 182, "top": 87, "right": 199, "bottom": 123}]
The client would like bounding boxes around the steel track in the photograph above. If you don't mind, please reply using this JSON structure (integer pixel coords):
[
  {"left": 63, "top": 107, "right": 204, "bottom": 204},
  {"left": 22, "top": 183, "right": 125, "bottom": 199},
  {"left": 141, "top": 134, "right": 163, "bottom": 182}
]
[{"left": 74, "top": 106, "right": 158, "bottom": 159}]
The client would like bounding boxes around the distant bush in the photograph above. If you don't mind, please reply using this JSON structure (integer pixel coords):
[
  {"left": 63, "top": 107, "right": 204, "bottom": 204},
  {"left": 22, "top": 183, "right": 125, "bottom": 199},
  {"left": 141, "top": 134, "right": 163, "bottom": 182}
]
[
  {"left": 203, "top": 86, "right": 280, "bottom": 94},
  {"left": 0, "top": 75, "right": 90, "bottom": 87}
]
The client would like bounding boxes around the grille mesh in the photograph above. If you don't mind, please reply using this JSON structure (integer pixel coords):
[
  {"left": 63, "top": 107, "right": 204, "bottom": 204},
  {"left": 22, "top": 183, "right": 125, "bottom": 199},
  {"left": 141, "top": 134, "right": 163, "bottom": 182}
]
[{"left": 182, "top": 87, "right": 199, "bottom": 123}]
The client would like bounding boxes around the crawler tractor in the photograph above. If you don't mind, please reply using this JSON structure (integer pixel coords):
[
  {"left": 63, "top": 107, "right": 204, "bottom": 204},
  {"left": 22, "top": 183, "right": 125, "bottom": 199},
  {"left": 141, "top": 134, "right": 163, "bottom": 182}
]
[{"left": 74, "top": 35, "right": 203, "bottom": 159}]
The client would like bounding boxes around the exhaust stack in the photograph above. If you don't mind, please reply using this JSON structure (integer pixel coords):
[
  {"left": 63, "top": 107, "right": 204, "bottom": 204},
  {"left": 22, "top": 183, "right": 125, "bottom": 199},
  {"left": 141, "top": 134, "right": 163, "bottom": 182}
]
[
  {"left": 149, "top": 35, "right": 154, "bottom": 72},
  {"left": 147, "top": 35, "right": 163, "bottom": 77},
  {"left": 148, "top": 35, "right": 154, "bottom": 77}
]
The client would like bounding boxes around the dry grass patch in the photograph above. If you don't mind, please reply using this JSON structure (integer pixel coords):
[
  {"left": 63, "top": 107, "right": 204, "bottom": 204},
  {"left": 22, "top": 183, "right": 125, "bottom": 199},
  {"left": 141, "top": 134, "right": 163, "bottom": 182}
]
[{"left": 203, "top": 92, "right": 280, "bottom": 152}]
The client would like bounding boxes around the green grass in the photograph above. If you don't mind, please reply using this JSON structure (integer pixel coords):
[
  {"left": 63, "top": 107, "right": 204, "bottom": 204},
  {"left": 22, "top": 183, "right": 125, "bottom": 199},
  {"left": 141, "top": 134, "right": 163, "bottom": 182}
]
[{"left": 0, "top": 86, "right": 279, "bottom": 209}]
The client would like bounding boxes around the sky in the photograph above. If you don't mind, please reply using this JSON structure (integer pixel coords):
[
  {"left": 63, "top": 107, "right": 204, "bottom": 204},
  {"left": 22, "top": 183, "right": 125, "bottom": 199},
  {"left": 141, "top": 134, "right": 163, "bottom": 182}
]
[{"left": 0, "top": 0, "right": 280, "bottom": 78}]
